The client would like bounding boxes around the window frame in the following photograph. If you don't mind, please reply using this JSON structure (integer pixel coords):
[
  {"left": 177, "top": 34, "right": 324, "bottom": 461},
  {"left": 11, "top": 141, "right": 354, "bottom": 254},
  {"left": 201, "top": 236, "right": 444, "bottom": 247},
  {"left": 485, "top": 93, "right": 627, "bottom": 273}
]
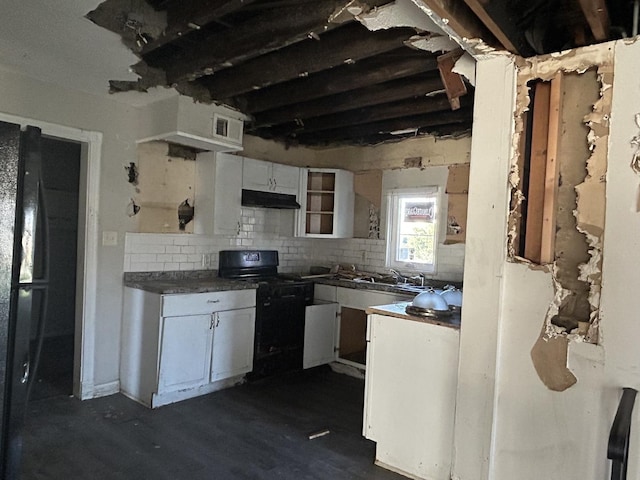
[{"left": 385, "top": 187, "right": 440, "bottom": 274}]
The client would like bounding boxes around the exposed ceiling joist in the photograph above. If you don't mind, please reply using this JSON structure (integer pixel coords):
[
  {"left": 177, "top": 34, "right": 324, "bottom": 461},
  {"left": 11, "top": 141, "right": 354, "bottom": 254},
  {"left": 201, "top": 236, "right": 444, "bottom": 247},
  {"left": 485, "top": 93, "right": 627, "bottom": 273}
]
[
  {"left": 197, "top": 24, "right": 419, "bottom": 99},
  {"left": 234, "top": 49, "right": 439, "bottom": 114},
  {"left": 251, "top": 94, "right": 467, "bottom": 137},
  {"left": 293, "top": 108, "right": 473, "bottom": 145},
  {"left": 89, "top": 0, "right": 630, "bottom": 147},
  {"left": 252, "top": 74, "right": 445, "bottom": 128},
  {"left": 141, "top": 0, "right": 257, "bottom": 54},
  {"left": 576, "top": 0, "right": 610, "bottom": 41},
  {"left": 413, "top": 0, "right": 492, "bottom": 45},
  {"left": 462, "top": 0, "right": 518, "bottom": 52},
  {"left": 140, "top": 0, "right": 390, "bottom": 84}
]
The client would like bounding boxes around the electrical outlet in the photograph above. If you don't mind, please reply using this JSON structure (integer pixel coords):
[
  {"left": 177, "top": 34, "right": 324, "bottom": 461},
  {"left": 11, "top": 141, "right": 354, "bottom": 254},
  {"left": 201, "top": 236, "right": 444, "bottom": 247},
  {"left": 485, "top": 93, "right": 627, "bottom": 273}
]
[{"left": 202, "top": 253, "right": 211, "bottom": 268}]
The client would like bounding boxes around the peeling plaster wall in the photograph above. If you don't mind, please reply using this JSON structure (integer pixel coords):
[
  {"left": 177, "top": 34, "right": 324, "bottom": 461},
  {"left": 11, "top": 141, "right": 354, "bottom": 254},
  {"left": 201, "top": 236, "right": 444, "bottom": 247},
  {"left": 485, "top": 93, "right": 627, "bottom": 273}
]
[
  {"left": 454, "top": 39, "right": 640, "bottom": 480},
  {"left": 135, "top": 142, "right": 196, "bottom": 233},
  {"left": 242, "top": 132, "right": 472, "bottom": 172}
]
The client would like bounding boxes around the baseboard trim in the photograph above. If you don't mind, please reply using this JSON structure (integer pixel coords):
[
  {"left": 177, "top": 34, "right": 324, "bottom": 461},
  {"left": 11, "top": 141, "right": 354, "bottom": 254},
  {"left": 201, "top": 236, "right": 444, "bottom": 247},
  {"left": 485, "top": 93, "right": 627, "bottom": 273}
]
[{"left": 80, "top": 380, "right": 120, "bottom": 400}]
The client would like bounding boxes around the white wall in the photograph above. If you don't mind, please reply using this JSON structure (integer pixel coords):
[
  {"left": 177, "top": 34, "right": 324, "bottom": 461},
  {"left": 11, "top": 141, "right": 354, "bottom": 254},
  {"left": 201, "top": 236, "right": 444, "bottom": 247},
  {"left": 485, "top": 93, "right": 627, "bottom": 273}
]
[
  {"left": 0, "top": 67, "right": 138, "bottom": 394},
  {"left": 454, "top": 40, "right": 640, "bottom": 480}
]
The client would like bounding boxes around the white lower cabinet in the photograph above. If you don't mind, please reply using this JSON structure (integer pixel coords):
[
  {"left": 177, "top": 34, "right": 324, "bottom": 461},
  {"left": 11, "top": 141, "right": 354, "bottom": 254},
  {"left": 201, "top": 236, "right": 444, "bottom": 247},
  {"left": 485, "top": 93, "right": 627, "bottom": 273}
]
[
  {"left": 363, "top": 313, "right": 460, "bottom": 480},
  {"left": 303, "top": 301, "right": 338, "bottom": 369},
  {"left": 158, "top": 314, "right": 213, "bottom": 394},
  {"left": 211, "top": 308, "right": 255, "bottom": 381},
  {"left": 121, "top": 287, "right": 256, "bottom": 408}
]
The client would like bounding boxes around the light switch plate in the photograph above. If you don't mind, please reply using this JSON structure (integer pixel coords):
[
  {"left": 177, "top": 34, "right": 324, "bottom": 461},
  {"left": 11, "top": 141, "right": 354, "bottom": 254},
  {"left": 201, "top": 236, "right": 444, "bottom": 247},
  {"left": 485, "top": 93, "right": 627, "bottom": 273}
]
[{"left": 102, "top": 231, "right": 118, "bottom": 246}]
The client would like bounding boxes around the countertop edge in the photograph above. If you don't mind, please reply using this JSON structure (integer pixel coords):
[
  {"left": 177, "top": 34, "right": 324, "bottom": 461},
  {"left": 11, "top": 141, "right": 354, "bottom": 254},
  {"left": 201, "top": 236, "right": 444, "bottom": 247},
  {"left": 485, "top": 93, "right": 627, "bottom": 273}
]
[
  {"left": 123, "top": 278, "right": 258, "bottom": 295},
  {"left": 366, "top": 303, "right": 461, "bottom": 330}
]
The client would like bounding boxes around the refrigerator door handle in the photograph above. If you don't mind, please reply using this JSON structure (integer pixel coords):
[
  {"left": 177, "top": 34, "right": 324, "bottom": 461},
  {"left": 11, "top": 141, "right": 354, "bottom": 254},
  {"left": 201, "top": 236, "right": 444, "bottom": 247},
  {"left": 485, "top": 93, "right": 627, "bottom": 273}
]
[{"left": 20, "top": 359, "right": 30, "bottom": 384}]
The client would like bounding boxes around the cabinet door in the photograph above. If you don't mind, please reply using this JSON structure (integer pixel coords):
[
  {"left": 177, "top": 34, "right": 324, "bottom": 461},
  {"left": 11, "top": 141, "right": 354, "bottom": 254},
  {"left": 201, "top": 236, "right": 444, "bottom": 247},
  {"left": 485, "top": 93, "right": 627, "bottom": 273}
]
[
  {"left": 214, "top": 153, "right": 242, "bottom": 235},
  {"left": 304, "top": 302, "right": 338, "bottom": 369},
  {"left": 158, "top": 314, "right": 213, "bottom": 394},
  {"left": 242, "top": 157, "right": 272, "bottom": 192},
  {"left": 271, "top": 162, "right": 299, "bottom": 195},
  {"left": 211, "top": 308, "right": 256, "bottom": 382}
]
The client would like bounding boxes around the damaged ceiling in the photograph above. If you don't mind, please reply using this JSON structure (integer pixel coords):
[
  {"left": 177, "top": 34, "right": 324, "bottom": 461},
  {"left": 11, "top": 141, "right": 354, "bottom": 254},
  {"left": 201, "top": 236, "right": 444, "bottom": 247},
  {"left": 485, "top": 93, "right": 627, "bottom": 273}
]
[{"left": 88, "top": 0, "right": 635, "bottom": 147}]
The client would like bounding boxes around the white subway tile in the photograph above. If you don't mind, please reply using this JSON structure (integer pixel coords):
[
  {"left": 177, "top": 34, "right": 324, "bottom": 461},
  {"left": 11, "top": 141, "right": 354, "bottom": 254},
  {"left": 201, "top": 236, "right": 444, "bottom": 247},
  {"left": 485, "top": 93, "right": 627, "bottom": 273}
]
[
  {"left": 132, "top": 253, "right": 157, "bottom": 263},
  {"left": 130, "top": 262, "right": 150, "bottom": 272}
]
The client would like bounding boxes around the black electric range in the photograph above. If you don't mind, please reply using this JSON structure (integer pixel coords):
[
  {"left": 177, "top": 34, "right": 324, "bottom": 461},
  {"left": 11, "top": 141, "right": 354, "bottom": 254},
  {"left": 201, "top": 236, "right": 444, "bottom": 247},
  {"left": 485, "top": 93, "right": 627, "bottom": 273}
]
[{"left": 218, "top": 250, "right": 313, "bottom": 379}]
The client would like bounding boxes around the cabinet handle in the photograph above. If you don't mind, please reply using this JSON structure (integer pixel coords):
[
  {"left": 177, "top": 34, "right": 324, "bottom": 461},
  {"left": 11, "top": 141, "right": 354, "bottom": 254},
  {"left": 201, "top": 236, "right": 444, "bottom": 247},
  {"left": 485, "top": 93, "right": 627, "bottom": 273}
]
[
  {"left": 237, "top": 221, "right": 241, "bottom": 235},
  {"left": 210, "top": 314, "right": 215, "bottom": 329},
  {"left": 207, "top": 299, "right": 220, "bottom": 304},
  {"left": 272, "top": 178, "right": 277, "bottom": 190},
  {"left": 216, "top": 313, "right": 220, "bottom": 328}
]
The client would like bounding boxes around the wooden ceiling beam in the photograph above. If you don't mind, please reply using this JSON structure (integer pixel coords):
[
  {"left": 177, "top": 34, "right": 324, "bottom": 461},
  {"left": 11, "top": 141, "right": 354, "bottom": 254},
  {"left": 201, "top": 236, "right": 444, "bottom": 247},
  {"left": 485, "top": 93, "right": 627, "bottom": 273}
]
[
  {"left": 290, "top": 108, "right": 472, "bottom": 144},
  {"left": 461, "top": 0, "right": 535, "bottom": 56},
  {"left": 415, "top": 0, "right": 489, "bottom": 43},
  {"left": 140, "top": 0, "right": 256, "bottom": 55},
  {"left": 577, "top": 0, "right": 610, "bottom": 41},
  {"left": 252, "top": 74, "right": 445, "bottom": 128},
  {"left": 462, "top": 0, "right": 517, "bottom": 52},
  {"left": 234, "top": 49, "right": 439, "bottom": 114},
  {"left": 143, "top": 0, "right": 391, "bottom": 84},
  {"left": 198, "top": 24, "right": 417, "bottom": 99},
  {"left": 250, "top": 94, "right": 469, "bottom": 137}
]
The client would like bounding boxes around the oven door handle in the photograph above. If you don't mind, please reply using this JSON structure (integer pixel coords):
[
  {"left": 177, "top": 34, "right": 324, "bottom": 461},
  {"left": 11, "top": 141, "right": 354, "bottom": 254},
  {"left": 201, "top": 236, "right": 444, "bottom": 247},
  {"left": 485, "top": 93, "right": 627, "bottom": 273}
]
[{"left": 279, "top": 294, "right": 298, "bottom": 299}]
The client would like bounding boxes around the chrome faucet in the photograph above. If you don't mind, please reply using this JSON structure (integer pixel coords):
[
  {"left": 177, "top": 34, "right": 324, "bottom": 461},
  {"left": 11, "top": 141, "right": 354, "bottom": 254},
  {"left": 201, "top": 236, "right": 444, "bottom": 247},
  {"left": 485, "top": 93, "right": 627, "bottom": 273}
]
[{"left": 389, "top": 268, "right": 407, "bottom": 283}]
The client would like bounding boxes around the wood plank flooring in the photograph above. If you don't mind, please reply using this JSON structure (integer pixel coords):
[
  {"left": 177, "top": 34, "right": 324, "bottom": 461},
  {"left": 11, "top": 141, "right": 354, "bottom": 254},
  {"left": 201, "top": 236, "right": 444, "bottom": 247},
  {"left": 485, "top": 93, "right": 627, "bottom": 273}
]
[{"left": 21, "top": 368, "right": 406, "bottom": 480}]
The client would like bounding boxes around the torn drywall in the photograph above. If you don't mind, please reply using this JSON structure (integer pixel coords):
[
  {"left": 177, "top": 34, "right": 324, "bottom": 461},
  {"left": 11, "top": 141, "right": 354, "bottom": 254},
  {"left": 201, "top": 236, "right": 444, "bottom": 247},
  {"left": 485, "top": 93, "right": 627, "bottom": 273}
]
[
  {"left": 407, "top": 34, "right": 460, "bottom": 53},
  {"left": 357, "top": 0, "right": 445, "bottom": 34},
  {"left": 507, "top": 46, "right": 614, "bottom": 390}
]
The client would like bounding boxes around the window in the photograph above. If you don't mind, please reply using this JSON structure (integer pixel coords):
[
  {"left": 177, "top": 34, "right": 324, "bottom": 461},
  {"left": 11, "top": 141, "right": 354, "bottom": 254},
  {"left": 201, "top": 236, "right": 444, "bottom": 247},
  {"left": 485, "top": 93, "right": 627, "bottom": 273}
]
[{"left": 386, "top": 188, "right": 439, "bottom": 273}]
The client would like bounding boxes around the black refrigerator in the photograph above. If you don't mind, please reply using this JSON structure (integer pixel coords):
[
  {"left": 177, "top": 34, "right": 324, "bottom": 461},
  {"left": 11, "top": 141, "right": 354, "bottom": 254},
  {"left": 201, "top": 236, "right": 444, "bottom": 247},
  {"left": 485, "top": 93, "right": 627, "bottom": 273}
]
[{"left": 0, "top": 121, "right": 49, "bottom": 479}]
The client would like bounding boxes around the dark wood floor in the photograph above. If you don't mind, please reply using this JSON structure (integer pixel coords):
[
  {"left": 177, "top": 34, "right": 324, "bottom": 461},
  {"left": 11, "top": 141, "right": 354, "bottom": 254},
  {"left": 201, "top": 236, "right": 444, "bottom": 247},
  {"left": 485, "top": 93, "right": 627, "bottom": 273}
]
[{"left": 21, "top": 368, "right": 405, "bottom": 480}]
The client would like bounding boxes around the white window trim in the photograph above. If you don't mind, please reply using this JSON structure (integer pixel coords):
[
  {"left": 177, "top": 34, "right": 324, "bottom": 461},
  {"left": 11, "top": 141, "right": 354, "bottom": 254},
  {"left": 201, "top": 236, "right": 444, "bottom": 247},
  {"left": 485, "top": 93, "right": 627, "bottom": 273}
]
[{"left": 385, "top": 186, "right": 440, "bottom": 274}]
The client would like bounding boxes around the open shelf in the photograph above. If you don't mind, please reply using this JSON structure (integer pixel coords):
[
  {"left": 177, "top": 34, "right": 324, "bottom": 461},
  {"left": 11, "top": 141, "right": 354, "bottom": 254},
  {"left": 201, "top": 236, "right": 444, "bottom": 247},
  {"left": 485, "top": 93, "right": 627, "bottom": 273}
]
[{"left": 305, "top": 171, "right": 336, "bottom": 235}]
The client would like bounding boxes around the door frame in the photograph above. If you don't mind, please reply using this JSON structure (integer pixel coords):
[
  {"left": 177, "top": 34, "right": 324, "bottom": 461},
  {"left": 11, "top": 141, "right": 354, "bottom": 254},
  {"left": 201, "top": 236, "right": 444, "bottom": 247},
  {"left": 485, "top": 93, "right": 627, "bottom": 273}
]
[{"left": 0, "top": 112, "right": 101, "bottom": 400}]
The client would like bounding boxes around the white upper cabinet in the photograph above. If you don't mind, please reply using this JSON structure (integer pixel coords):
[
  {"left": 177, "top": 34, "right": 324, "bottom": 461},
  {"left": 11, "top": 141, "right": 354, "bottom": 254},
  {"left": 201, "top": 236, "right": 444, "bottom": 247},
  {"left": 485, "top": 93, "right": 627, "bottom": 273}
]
[
  {"left": 297, "top": 168, "right": 354, "bottom": 238},
  {"left": 195, "top": 152, "right": 243, "bottom": 236},
  {"left": 242, "top": 157, "right": 299, "bottom": 196}
]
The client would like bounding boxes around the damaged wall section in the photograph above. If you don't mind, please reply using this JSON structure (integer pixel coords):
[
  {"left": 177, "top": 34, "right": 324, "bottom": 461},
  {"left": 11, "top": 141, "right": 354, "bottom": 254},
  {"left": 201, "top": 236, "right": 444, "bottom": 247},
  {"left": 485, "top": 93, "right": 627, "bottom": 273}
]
[{"left": 507, "top": 46, "right": 613, "bottom": 390}]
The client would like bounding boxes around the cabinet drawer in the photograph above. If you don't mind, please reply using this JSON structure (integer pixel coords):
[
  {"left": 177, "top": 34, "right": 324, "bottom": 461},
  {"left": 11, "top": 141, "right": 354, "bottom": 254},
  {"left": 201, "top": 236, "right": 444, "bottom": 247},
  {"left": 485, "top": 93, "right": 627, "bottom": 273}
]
[{"left": 162, "top": 290, "right": 256, "bottom": 317}]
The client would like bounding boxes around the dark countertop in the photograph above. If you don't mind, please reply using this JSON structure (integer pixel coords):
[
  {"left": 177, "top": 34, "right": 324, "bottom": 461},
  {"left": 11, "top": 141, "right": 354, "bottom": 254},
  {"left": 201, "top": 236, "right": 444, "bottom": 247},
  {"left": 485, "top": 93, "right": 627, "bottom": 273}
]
[
  {"left": 123, "top": 270, "right": 257, "bottom": 295},
  {"left": 312, "top": 276, "right": 460, "bottom": 296},
  {"left": 122, "top": 271, "right": 460, "bottom": 297},
  {"left": 366, "top": 302, "right": 461, "bottom": 330}
]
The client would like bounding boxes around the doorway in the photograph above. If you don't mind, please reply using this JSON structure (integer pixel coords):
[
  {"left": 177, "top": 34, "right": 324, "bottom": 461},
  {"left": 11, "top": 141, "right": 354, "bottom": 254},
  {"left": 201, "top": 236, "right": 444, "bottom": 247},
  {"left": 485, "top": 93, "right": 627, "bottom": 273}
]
[{"left": 28, "top": 136, "right": 81, "bottom": 401}]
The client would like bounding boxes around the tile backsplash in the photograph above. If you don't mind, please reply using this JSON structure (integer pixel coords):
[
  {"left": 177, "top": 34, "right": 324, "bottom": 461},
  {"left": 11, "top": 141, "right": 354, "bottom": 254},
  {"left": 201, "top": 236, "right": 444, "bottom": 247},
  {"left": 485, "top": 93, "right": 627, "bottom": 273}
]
[{"left": 124, "top": 208, "right": 465, "bottom": 282}]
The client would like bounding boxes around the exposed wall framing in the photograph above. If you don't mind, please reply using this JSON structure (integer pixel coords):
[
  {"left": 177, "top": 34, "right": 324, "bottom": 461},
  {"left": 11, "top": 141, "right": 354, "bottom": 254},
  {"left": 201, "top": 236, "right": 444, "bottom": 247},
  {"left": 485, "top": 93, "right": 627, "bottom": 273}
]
[{"left": 507, "top": 45, "right": 614, "bottom": 390}]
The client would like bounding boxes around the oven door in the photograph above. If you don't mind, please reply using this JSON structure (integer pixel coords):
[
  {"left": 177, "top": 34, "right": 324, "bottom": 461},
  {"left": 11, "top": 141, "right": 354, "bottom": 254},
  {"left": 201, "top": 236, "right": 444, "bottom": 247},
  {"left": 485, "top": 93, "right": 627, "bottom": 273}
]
[{"left": 253, "top": 290, "right": 306, "bottom": 378}]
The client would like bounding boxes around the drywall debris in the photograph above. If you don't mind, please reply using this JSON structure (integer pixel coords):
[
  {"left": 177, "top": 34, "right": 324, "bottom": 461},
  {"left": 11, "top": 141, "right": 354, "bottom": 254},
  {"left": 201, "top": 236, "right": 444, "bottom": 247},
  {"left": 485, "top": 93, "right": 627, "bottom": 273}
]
[
  {"left": 330, "top": 0, "right": 373, "bottom": 23},
  {"left": 407, "top": 34, "right": 459, "bottom": 53},
  {"left": 86, "top": 0, "right": 166, "bottom": 52},
  {"left": 452, "top": 52, "right": 476, "bottom": 86},
  {"left": 631, "top": 114, "right": 640, "bottom": 175},
  {"left": 357, "top": 0, "right": 445, "bottom": 34},
  {"left": 408, "top": 1, "right": 499, "bottom": 59},
  {"left": 531, "top": 333, "right": 577, "bottom": 392}
]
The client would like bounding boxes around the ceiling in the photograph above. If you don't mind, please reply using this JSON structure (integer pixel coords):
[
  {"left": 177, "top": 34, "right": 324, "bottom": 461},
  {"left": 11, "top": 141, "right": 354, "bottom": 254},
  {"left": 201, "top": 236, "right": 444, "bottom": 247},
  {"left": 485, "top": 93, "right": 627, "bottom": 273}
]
[{"left": 2, "top": 0, "right": 636, "bottom": 148}]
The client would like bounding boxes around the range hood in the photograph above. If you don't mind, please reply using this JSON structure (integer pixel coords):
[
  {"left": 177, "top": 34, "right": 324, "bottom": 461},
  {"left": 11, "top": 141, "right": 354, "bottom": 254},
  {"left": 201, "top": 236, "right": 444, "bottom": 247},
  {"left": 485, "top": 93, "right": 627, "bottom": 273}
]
[{"left": 241, "top": 189, "right": 301, "bottom": 209}]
